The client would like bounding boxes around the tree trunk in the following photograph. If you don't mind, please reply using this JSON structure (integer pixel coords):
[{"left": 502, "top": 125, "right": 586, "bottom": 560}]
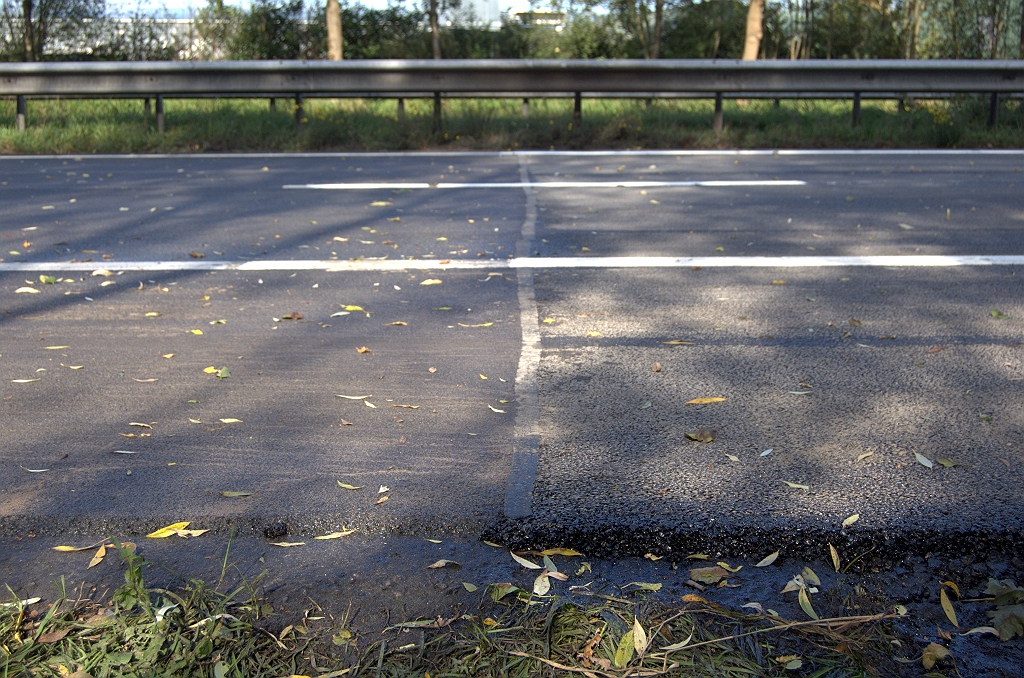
[
  {"left": 326, "top": 0, "right": 343, "bottom": 60},
  {"left": 1019, "top": 0, "right": 1023, "bottom": 59},
  {"left": 21, "top": 0, "right": 35, "bottom": 62},
  {"left": 742, "top": 0, "right": 764, "bottom": 60},
  {"left": 429, "top": 0, "right": 441, "bottom": 59},
  {"left": 651, "top": 0, "right": 663, "bottom": 59}
]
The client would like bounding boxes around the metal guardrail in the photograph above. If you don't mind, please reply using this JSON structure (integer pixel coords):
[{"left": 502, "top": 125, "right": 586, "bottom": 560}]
[{"left": 2, "top": 59, "right": 1022, "bottom": 133}]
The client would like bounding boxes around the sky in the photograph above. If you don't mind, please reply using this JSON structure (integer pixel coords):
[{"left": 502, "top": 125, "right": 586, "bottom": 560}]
[{"left": 137, "top": 0, "right": 538, "bottom": 19}]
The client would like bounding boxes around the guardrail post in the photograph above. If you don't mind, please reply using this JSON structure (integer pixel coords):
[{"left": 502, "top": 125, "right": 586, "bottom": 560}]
[
  {"left": 852, "top": 92, "right": 861, "bottom": 127},
  {"left": 144, "top": 97, "right": 151, "bottom": 116},
  {"left": 573, "top": 92, "right": 581, "bottom": 125},
  {"left": 295, "top": 94, "right": 304, "bottom": 131},
  {"left": 155, "top": 95, "right": 164, "bottom": 134},
  {"left": 16, "top": 95, "right": 26, "bottom": 132},
  {"left": 269, "top": 98, "right": 276, "bottom": 111},
  {"left": 521, "top": 98, "right": 529, "bottom": 118},
  {"left": 988, "top": 92, "right": 999, "bottom": 127},
  {"left": 713, "top": 92, "right": 723, "bottom": 136},
  {"left": 397, "top": 98, "right": 405, "bottom": 120},
  {"left": 433, "top": 92, "right": 442, "bottom": 131}
]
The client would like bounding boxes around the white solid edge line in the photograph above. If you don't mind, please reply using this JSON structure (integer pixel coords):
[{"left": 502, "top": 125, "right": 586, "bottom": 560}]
[
  {"left": 2, "top": 149, "right": 1023, "bottom": 161},
  {"left": 3, "top": 255, "right": 1024, "bottom": 272},
  {"left": 283, "top": 180, "right": 807, "bottom": 190}
]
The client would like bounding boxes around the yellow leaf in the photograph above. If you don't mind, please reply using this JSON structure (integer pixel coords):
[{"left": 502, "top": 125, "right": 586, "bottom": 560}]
[
  {"left": 540, "top": 548, "right": 583, "bottom": 557},
  {"left": 337, "top": 482, "right": 362, "bottom": 490},
  {"left": 782, "top": 481, "right": 810, "bottom": 490},
  {"left": 315, "top": 530, "right": 356, "bottom": 540},
  {"left": 587, "top": 331, "right": 603, "bottom": 337},
  {"left": 717, "top": 561, "right": 742, "bottom": 573},
  {"left": 87, "top": 544, "right": 106, "bottom": 569},
  {"left": 189, "top": 329, "right": 204, "bottom": 335},
  {"left": 203, "top": 366, "right": 218, "bottom": 374},
  {"left": 146, "top": 312, "right": 161, "bottom": 317},
  {"left": 798, "top": 587, "right": 818, "bottom": 620},
  {"left": 343, "top": 305, "right": 364, "bottom": 311},
  {"left": 12, "top": 379, "right": 41, "bottom": 383},
  {"left": 271, "top": 542, "right": 305, "bottom": 547},
  {"left": 52, "top": 545, "right": 94, "bottom": 552},
  {"left": 15, "top": 287, "right": 40, "bottom": 294},
  {"left": 633, "top": 616, "right": 648, "bottom": 656},
  {"left": 662, "top": 340, "right": 694, "bottom": 345},
  {"left": 370, "top": 201, "right": 390, "bottom": 206},
  {"left": 44, "top": 346, "right": 69, "bottom": 350},
  {"left": 921, "top": 643, "right": 950, "bottom": 670},
  {"left": 940, "top": 589, "right": 959, "bottom": 627},
  {"left": 755, "top": 551, "right": 779, "bottom": 567},
  {"left": 420, "top": 279, "right": 443, "bottom": 285},
  {"left": 220, "top": 491, "right": 253, "bottom": 497},
  {"left": 941, "top": 580, "right": 961, "bottom": 598},
  {"left": 162, "top": 354, "right": 174, "bottom": 359},
  {"left": 829, "top": 543, "right": 841, "bottom": 572},
  {"left": 219, "top": 418, "right": 242, "bottom": 423},
  {"left": 147, "top": 521, "right": 191, "bottom": 538},
  {"left": 842, "top": 514, "right": 860, "bottom": 528},
  {"left": 686, "top": 397, "right": 726, "bottom": 404}
]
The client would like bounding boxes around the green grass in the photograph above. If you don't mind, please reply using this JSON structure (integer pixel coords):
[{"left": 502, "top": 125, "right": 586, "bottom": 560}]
[
  {"left": 0, "top": 95, "right": 1021, "bottom": 154},
  {"left": 1, "top": 540, "right": 910, "bottom": 677}
]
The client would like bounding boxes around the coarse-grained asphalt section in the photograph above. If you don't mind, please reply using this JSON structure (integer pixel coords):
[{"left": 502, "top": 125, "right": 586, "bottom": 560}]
[{"left": 1, "top": 150, "right": 1023, "bottom": 561}]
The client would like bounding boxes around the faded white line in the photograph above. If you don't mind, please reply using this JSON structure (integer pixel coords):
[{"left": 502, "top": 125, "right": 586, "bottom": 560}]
[
  {"left": 284, "top": 180, "right": 806, "bottom": 190},
  {"left": 504, "top": 158, "right": 543, "bottom": 520},
  {"left": 2, "top": 255, "right": 1022, "bottom": 274}
]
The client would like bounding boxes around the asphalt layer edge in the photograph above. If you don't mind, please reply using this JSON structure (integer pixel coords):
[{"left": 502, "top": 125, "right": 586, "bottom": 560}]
[{"left": 503, "top": 158, "right": 541, "bottom": 519}]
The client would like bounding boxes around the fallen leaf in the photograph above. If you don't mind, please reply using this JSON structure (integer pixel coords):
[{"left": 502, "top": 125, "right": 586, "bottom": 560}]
[
  {"left": 427, "top": 559, "right": 460, "bottom": 569},
  {"left": 685, "top": 429, "right": 716, "bottom": 443},
  {"left": 52, "top": 544, "right": 98, "bottom": 552},
  {"left": 898, "top": 223, "right": 914, "bottom": 230},
  {"left": 991, "top": 310, "right": 1009, "bottom": 319},
  {"left": 128, "top": 422, "right": 152, "bottom": 429},
  {"left": 651, "top": 362, "right": 662, "bottom": 372},
  {"left": 587, "top": 331, "right": 603, "bottom": 337},
  {"left": 771, "top": 280, "right": 788, "bottom": 285},
  {"left": 111, "top": 450, "right": 140, "bottom": 455},
  {"left": 315, "top": 530, "right": 356, "bottom": 539},
  {"left": 644, "top": 553, "right": 663, "bottom": 561},
  {"left": 458, "top": 322, "right": 494, "bottom": 328},
  {"left": 940, "top": 589, "right": 959, "bottom": 627},
  {"left": 91, "top": 269, "right": 113, "bottom": 277},
  {"left": 725, "top": 453, "right": 740, "bottom": 462},
  {"left": 147, "top": 312, "right": 163, "bottom": 318},
  {"left": 718, "top": 561, "right": 742, "bottom": 573},
  {"left": 798, "top": 587, "right": 818, "bottom": 620},
  {"left": 686, "top": 397, "right": 726, "bottom": 404},
  {"left": 391, "top": 403, "right": 419, "bottom": 409},
  {"left": 388, "top": 321, "right": 407, "bottom": 326},
  {"left": 488, "top": 405, "right": 506, "bottom": 413},
  {"left": 533, "top": 572, "right": 551, "bottom": 595},
  {"left": 842, "top": 514, "right": 860, "bottom": 528},
  {"left": 848, "top": 317, "right": 862, "bottom": 327},
  {"left": 755, "top": 551, "right": 780, "bottom": 567},
  {"left": 829, "top": 543, "right": 841, "bottom": 572},
  {"left": 363, "top": 400, "right": 376, "bottom": 408},
  {"left": 782, "top": 481, "right": 810, "bottom": 490},
  {"left": 21, "top": 467, "right": 48, "bottom": 472},
  {"left": 340, "top": 419, "right": 353, "bottom": 426},
  {"left": 761, "top": 448, "right": 773, "bottom": 457},
  {"left": 633, "top": 616, "right": 648, "bottom": 656},
  {"left": 271, "top": 542, "right": 305, "bottom": 548},
  {"left": 162, "top": 353, "right": 174, "bottom": 358},
  {"left": 689, "top": 566, "right": 730, "bottom": 585},
  {"left": 613, "top": 629, "right": 635, "bottom": 668},
  {"left": 420, "top": 279, "right": 442, "bottom": 286},
  {"left": 374, "top": 495, "right": 389, "bottom": 505},
  {"left": 356, "top": 346, "right": 371, "bottom": 354},
  {"left": 12, "top": 379, "right": 41, "bottom": 383},
  {"left": 44, "top": 345, "right": 69, "bottom": 350},
  {"left": 511, "top": 552, "right": 542, "bottom": 569},
  {"left": 856, "top": 451, "right": 874, "bottom": 462},
  {"left": 489, "top": 583, "right": 524, "bottom": 601},
  {"left": 962, "top": 626, "right": 999, "bottom": 637},
  {"left": 337, "top": 394, "right": 372, "bottom": 400},
  {"left": 914, "top": 452, "right": 934, "bottom": 469},
  {"left": 925, "top": 346, "right": 947, "bottom": 354},
  {"left": 219, "top": 418, "right": 242, "bottom": 424},
  {"left": 37, "top": 629, "right": 70, "bottom": 644},
  {"left": 280, "top": 312, "right": 303, "bottom": 320},
  {"left": 133, "top": 378, "right": 158, "bottom": 383},
  {"left": 540, "top": 548, "right": 583, "bottom": 556},
  {"left": 220, "top": 491, "right": 253, "bottom": 498},
  {"left": 662, "top": 340, "right": 694, "bottom": 345},
  {"left": 660, "top": 633, "right": 694, "bottom": 652},
  {"left": 190, "top": 329, "right": 204, "bottom": 335},
  {"left": 15, "top": 287, "right": 40, "bottom": 294},
  {"left": 428, "top": 366, "right": 437, "bottom": 373},
  {"left": 87, "top": 544, "right": 107, "bottom": 569},
  {"left": 370, "top": 201, "right": 390, "bottom": 206},
  {"left": 921, "top": 643, "right": 950, "bottom": 670},
  {"left": 937, "top": 457, "right": 957, "bottom": 468},
  {"left": 462, "top": 582, "right": 478, "bottom": 592},
  {"left": 147, "top": 521, "right": 191, "bottom": 538}
]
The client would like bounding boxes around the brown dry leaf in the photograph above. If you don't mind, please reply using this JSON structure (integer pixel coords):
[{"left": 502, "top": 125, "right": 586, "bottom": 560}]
[
  {"left": 926, "top": 346, "right": 947, "bottom": 354},
  {"left": 356, "top": 346, "right": 371, "bottom": 354},
  {"left": 771, "top": 280, "right": 788, "bottom": 285},
  {"left": 651, "top": 362, "right": 662, "bottom": 372},
  {"left": 388, "top": 321, "right": 408, "bottom": 326},
  {"left": 36, "top": 629, "right": 70, "bottom": 644},
  {"left": 830, "top": 543, "right": 841, "bottom": 572},
  {"left": 315, "top": 530, "right": 356, "bottom": 540},
  {"left": 686, "top": 397, "right": 726, "bottom": 404},
  {"left": 662, "top": 340, "right": 695, "bottom": 345},
  {"left": 87, "top": 544, "right": 106, "bottom": 569},
  {"left": 340, "top": 419, "right": 353, "bottom": 426},
  {"left": 427, "top": 559, "right": 461, "bottom": 569},
  {"left": 280, "top": 312, "right": 303, "bottom": 320},
  {"left": 921, "top": 643, "right": 951, "bottom": 670},
  {"left": 849, "top": 317, "right": 862, "bottom": 327},
  {"left": 375, "top": 495, "right": 389, "bottom": 505},
  {"left": 689, "top": 566, "right": 729, "bottom": 585},
  {"left": 428, "top": 366, "right": 437, "bottom": 373},
  {"left": 684, "top": 429, "right": 717, "bottom": 443},
  {"left": 271, "top": 542, "right": 305, "bottom": 548}
]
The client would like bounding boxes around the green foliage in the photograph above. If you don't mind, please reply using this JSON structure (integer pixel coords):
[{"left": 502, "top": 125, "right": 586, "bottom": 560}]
[{"left": 230, "top": 0, "right": 308, "bottom": 60}]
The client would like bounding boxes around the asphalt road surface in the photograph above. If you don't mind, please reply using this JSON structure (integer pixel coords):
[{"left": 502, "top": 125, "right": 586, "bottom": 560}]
[{"left": 2, "top": 149, "right": 1023, "bottom": 560}]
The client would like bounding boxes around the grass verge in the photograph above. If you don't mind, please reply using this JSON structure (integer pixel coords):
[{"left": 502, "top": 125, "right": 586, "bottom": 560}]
[
  {"left": 0, "top": 95, "right": 1021, "bottom": 154},
  {"left": 1, "top": 540, "right": 918, "bottom": 678}
]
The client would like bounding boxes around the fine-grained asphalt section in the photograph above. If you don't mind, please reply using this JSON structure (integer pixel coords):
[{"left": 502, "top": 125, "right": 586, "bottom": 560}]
[{"left": 1, "top": 150, "right": 1022, "bottom": 559}]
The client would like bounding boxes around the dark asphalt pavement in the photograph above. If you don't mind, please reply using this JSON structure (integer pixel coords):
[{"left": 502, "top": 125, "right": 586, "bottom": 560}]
[{"left": 2, "top": 150, "right": 1023, "bottom": 560}]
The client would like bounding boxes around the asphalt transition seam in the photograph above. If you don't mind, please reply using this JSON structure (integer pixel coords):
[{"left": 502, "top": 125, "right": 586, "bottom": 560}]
[{"left": 503, "top": 157, "right": 542, "bottom": 520}]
